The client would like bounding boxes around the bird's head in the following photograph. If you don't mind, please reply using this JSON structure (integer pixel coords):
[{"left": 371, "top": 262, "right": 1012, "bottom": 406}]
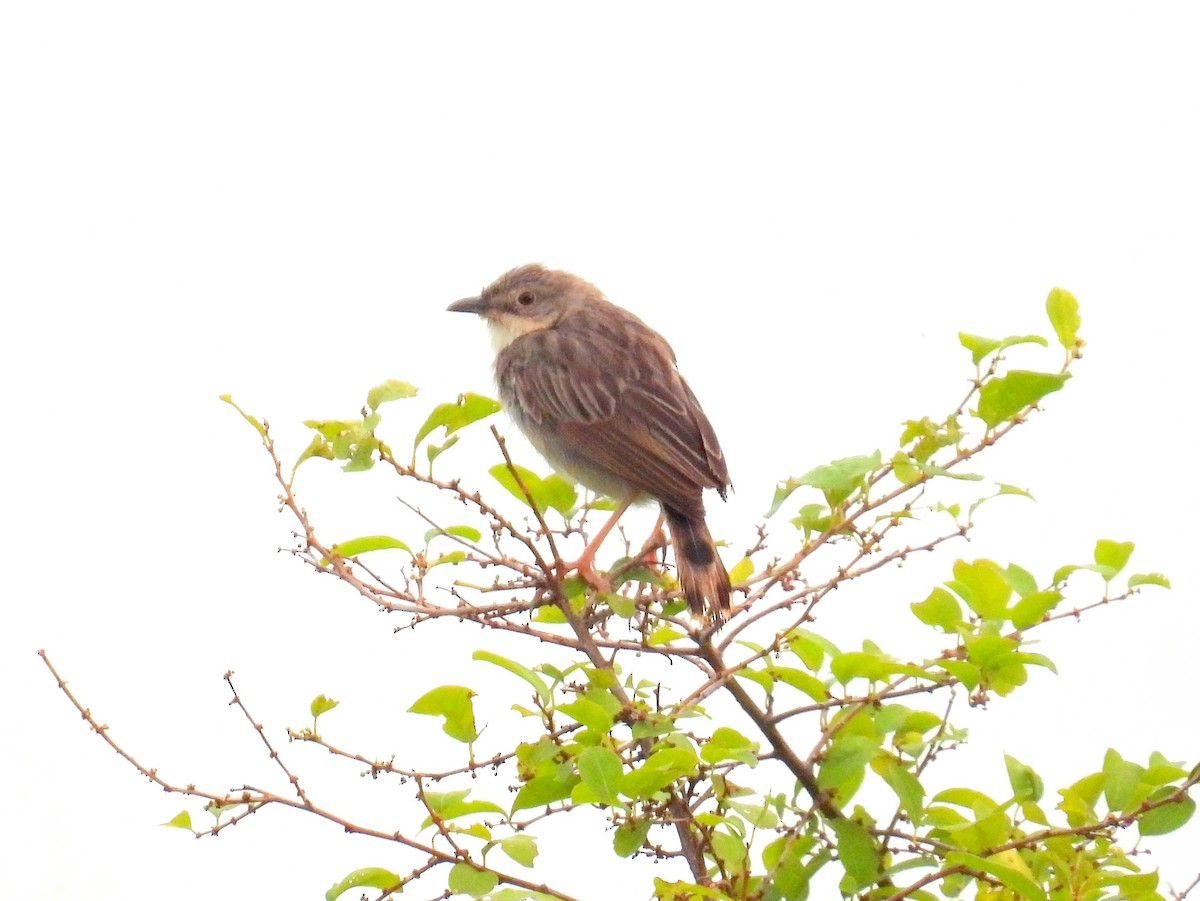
[{"left": 448, "top": 263, "right": 601, "bottom": 350}]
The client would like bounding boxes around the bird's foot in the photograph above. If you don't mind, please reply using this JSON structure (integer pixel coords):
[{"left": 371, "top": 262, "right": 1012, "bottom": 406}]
[{"left": 555, "top": 555, "right": 613, "bottom": 594}]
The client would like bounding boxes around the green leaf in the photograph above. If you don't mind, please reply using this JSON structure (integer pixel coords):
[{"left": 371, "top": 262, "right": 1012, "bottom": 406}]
[
  {"left": 1002, "top": 563, "right": 1038, "bottom": 598},
  {"left": 652, "top": 877, "right": 737, "bottom": 900},
  {"left": 1103, "top": 748, "right": 1149, "bottom": 811},
  {"left": 950, "top": 559, "right": 1012, "bottom": 619},
  {"left": 408, "top": 685, "right": 478, "bottom": 743},
  {"left": 829, "top": 817, "right": 881, "bottom": 884},
  {"left": 489, "top": 463, "right": 578, "bottom": 515},
  {"left": 366, "top": 379, "right": 418, "bottom": 410},
  {"left": 294, "top": 433, "right": 335, "bottom": 471},
  {"left": 817, "top": 734, "right": 881, "bottom": 802},
  {"left": 830, "top": 650, "right": 896, "bottom": 685},
  {"left": 1129, "top": 572, "right": 1170, "bottom": 589},
  {"left": 219, "top": 394, "right": 266, "bottom": 438},
  {"left": 511, "top": 768, "right": 578, "bottom": 812},
  {"left": 558, "top": 698, "right": 615, "bottom": 733},
  {"left": 1138, "top": 789, "right": 1196, "bottom": 835},
  {"left": 310, "top": 694, "right": 339, "bottom": 719},
  {"left": 875, "top": 756, "right": 925, "bottom": 825},
  {"left": 413, "top": 392, "right": 501, "bottom": 448},
  {"left": 499, "top": 834, "right": 538, "bottom": 868},
  {"left": 328, "top": 534, "right": 412, "bottom": 559},
  {"left": 1093, "top": 539, "right": 1134, "bottom": 575},
  {"left": 911, "top": 587, "right": 962, "bottom": 631},
  {"left": 325, "top": 867, "right": 401, "bottom": 901},
  {"left": 976, "top": 370, "right": 1070, "bottom": 429},
  {"left": 710, "top": 828, "right": 748, "bottom": 869},
  {"left": 944, "top": 851, "right": 1045, "bottom": 901},
  {"left": 472, "top": 650, "right": 552, "bottom": 706},
  {"left": 1005, "top": 754, "right": 1044, "bottom": 803},
  {"left": 621, "top": 747, "right": 699, "bottom": 800},
  {"left": 701, "top": 726, "right": 760, "bottom": 767},
  {"left": 959, "top": 333, "right": 1049, "bottom": 366},
  {"left": 728, "top": 556, "right": 754, "bottom": 585},
  {"left": 1045, "top": 287, "right": 1081, "bottom": 351},
  {"left": 613, "top": 817, "right": 652, "bottom": 858},
  {"left": 162, "top": 810, "right": 192, "bottom": 830},
  {"left": 447, "top": 862, "right": 498, "bottom": 898},
  {"left": 1008, "top": 590, "right": 1063, "bottom": 629},
  {"left": 761, "top": 835, "right": 816, "bottom": 901},
  {"left": 647, "top": 626, "right": 685, "bottom": 646},
  {"left": 421, "top": 789, "right": 506, "bottom": 827},
  {"left": 766, "top": 478, "right": 803, "bottom": 518},
  {"left": 891, "top": 451, "right": 922, "bottom": 486},
  {"left": 575, "top": 746, "right": 624, "bottom": 805},
  {"left": 797, "top": 451, "right": 882, "bottom": 497},
  {"left": 426, "top": 524, "right": 483, "bottom": 544},
  {"left": 770, "top": 666, "right": 829, "bottom": 703}
]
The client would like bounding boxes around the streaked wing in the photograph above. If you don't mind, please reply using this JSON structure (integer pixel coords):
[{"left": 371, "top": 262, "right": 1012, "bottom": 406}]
[{"left": 497, "top": 311, "right": 727, "bottom": 516}]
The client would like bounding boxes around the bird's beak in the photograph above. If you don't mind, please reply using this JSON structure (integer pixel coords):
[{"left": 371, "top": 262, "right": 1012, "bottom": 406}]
[{"left": 448, "top": 295, "right": 487, "bottom": 315}]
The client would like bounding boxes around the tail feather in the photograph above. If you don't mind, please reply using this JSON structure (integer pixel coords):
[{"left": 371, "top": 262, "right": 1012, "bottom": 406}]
[{"left": 663, "top": 507, "right": 731, "bottom": 626}]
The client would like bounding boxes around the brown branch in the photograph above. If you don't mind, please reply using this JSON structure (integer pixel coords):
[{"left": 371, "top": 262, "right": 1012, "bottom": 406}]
[{"left": 38, "top": 650, "right": 581, "bottom": 901}]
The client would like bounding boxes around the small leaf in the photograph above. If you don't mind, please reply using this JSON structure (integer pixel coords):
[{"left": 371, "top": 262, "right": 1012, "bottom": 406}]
[
  {"left": 426, "top": 524, "right": 483, "bottom": 544},
  {"left": 1103, "top": 748, "right": 1149, "bottom": 811},
  {"left": 910, "top": 587, "right": 962, "bottom": 631},
  {"left": 472, "top": 650, "right": 552, "bottom": 706},
  {"left": 219, "top": 394, "right": 266, "bottom": 438},
  {"left": 613, "top": 818, "right": 652, "bottom": 858},
  {"left": 489, "top": 463, "right": 577, "bottom": 515},
  {"left": 409, "top": 685, "right": 478, "bottom": 743},
  {"left": 447, "top": 862, "right": 498, "bottom": 898},
  {"left": 310, "top": 694, "right": 339, "bottom": 719},
  {"left": 950, "top": 559, "right": 1011, "bottom": 619},
  {"left": 944, "top": 851, "right": 1046, "bottom": 901},
  {"left": 325, "top": 867, "right": 402, "bottom": 901},
  {"left": 499, "top": 834, "right": 538, "bottom": 867},
  {"left": 1045, "top": 287, "right": 1082, "bottom": 351},
  {"left": 1005, "top": 754, "right": 1044, "bottom": 803},
  {"left": 701, "top": 726, "right": 760, "bottom": 767},
  {"left": 1094, "top": 539, "right": 1134, "bottom": 575},
  {"left": 959, "top": 333, "right": 1049, "bottom": 366},
  {"left": 977, "top": 370, "right": 1070, "bottom": 428},
  {"left": 1009, "top": 590, "right": 1063, "bottom": 629},
  {"left": 558, "top": 697, "right": 615, "bottom": 733},
  {"left": 1129, "top": 572, "right": 1170, "bottom": 589},
  {"left": 576, "top": 745, "right": 624, "bottom": 805},
  {"left": 511, "top": 768, "right": 578, "bottom": 812},
  {"left": 874, "top": 756, "right": 925, "bottom": 825},
  {"left": 829, "top": 817, "right": 881, "bottom": 883},
  {"left": 366, "top": 379, "right": 418, "bottom": 410},
  {"left": 421, "top": 789, "right": 505, "bottom": 827},
  {"left": 797, "top": 452, "right": 882, "bottom": 494},
  {"left": 293, "top": 433, "right": 334, "bottom": 471},
  {"left": 765, "top": 478, "right": 803, "bottom": 518},
  {"left": 328, "top": 535, "right": 412, "bottom": 560},
  {"left": 413, "top": 393, "right": 501, "bottom": 448},
  {"left": 728, "top": 556, "right": 754, "bottom": 585},
  {"left": 1138, "top": 790, "right": 1196, "bottom": 835},
  {"left": 959, "top": 333, "right": 1003, "bottom": 366},
  {"left": 162, "top": 810, "right": 192, "bottom": 830}
]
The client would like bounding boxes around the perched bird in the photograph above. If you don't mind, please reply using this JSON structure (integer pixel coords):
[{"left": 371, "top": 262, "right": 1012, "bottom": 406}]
[{"left": 448, "top": 263, "right": 732, "bottom": 624}]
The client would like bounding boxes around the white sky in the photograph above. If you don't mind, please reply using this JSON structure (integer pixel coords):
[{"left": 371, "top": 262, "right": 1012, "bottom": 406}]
[{"left": 3, "top": 4, "right": 1198, "bottom": 898}]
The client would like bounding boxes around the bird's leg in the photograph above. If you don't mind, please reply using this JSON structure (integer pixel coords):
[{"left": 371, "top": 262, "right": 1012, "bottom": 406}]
[
  {"left": 559, "top": 494, "right": 635, "bottom": 592},
  {"left": 635, "top": 511, "right": 668, "bottom": 567}
]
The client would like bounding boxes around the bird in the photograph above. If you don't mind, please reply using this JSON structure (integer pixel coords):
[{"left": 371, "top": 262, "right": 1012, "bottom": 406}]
[{"left": 448, "top": 263, "right": 732, "bottom": 624}]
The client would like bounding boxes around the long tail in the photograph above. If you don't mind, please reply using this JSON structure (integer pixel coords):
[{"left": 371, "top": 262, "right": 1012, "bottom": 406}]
[{"left": 663, "top": 506, "right": 731, "bottom": 626}]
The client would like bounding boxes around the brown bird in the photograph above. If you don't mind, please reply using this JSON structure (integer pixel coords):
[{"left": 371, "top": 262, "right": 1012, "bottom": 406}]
[{"left": 448, "top": 263, "right": 732, "bottom": 624}]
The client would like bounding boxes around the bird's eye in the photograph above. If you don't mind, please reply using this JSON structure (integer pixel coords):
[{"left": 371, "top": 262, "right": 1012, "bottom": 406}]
[{"left": 517, "top": 291, "right": 535, "bottom": 306}]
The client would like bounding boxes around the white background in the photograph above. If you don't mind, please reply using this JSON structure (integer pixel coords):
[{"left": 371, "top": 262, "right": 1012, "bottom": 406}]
[{"left": 3, "top": 4, "right": 1197, "bottom": 898}]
